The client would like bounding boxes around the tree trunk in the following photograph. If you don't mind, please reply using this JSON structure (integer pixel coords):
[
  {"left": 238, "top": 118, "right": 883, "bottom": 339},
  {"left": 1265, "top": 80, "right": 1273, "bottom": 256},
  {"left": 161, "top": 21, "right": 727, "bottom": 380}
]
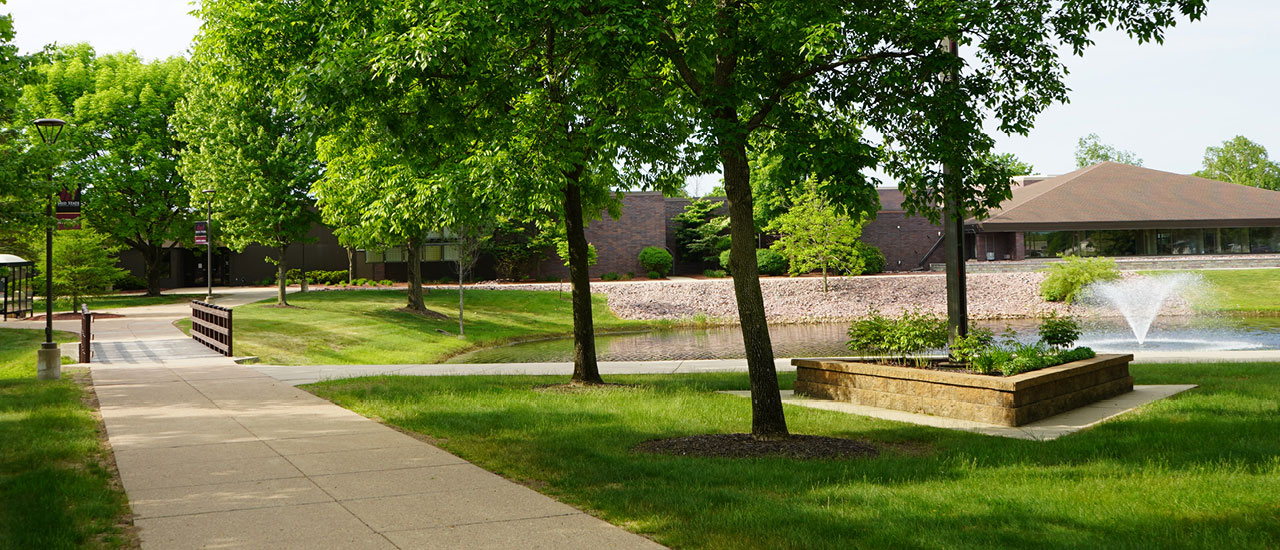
[
  {"left": 276, "top": 244, "right": 289, "bottom": 306},
  {"left": 346, "top": 247, "right": 354, "bottom": 283},
  {"left": 457, "top": 260, "right": 465, "bottom": 336},
  {"left": 142, "top": 244, "right": 164, "bottom": 297},
  {"left": 299, "top": 244, "right": 308, "bottom": 293},
  {"left": 721, "top": 134, "right": 789, "bottom": 439},
  {"left": 563, "top": 176, "right": 602, "bottom": 384},
  {"left": 406, "top": 238, "right": 425, "bottom": 311}
]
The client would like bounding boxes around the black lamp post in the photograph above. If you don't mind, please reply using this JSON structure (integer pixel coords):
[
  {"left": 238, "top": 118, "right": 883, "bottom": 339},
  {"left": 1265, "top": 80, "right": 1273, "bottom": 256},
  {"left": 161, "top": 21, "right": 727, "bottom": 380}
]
[
  {"left": 202, "top": 189, "right": 215, "bottom": 302},
  {"left": 33, "top": 118, "right": 66, "bottom": 381}
]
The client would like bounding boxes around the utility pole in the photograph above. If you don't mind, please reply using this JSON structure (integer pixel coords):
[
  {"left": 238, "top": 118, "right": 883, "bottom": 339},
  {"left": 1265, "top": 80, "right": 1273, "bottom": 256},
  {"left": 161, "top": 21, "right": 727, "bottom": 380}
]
[{"left": 941, "top": 36, "right": 968, "bottom": 346}]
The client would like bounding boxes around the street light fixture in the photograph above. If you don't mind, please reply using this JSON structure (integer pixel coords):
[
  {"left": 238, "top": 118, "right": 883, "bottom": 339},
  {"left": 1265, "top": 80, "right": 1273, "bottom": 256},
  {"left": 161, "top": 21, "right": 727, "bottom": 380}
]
[
  {"left": 33, "top": 118, "right": 66, "bottom": 381},
  {"left": 202, "top": 189, "right": 215, "bottom": 302}
]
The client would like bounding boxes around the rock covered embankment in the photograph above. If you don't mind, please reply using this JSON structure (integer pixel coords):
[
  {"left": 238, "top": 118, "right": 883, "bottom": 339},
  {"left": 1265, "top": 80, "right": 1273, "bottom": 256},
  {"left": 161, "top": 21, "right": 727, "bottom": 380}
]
[{"left": 474, "top": 272, "right": 1082, "bottom": 323}]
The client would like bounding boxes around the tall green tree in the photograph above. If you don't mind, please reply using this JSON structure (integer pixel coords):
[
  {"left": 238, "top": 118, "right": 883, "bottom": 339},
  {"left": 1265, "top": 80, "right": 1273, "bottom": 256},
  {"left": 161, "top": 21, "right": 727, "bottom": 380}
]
[
  {"left": 176, "top": 16, "right": 321, "bottom": 307},
  {"left": 0, "top": 9, "right": 57, "bottom": 244},
  {"left": 1075, "top": 133, "right": 1143, "bottom": 167},
  {"left": 990, "top": 152, "right": 1036, "bottom": 176},
  {"left": 20, "top": 46, "right": 191, "bottom": 296},
  {"left": 767, "top": 180, "right": 867, "bottom": 292},
  {"left": 1194, "top": 136, "right": 1280, "bottom": 191},
  {"left": 647, "top": 0, "right": 1204, "bottom": 438}
]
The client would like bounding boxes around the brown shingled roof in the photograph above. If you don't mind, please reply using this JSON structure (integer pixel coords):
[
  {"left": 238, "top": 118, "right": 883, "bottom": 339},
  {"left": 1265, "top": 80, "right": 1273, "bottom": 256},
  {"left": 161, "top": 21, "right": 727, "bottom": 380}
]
[{"left": 968, "top": 162, "right": 1280, "bottom": 231}]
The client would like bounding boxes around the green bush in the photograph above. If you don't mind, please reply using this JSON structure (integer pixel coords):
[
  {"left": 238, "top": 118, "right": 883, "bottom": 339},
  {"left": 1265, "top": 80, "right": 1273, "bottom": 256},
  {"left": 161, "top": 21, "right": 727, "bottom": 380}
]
[
  {"left": 756, "top": 249, "right": 787, "bottom": 276},
  {"left": 1040, "top": 255, "right": 1120, "bottom": 303},
  {"left": 351, "top": 278, "right": 369, "bottom": 286},
  {"left": 378, "top": 279, "right": 393, "bottom": 286},
  {"left": 601, "top": 272, "right": 620, "bottom": 281},
  {"left": 1038, "top": 313, "right": 1082, "bottom": 350},
  {"left": 703, "top": 269, "right": 728, "bottom": 278},
  {"left": 637, "top": 246, "right": 673, "bottom": 277},
  {"left": 719, "top": 249, "right": 732, "bottom": 271},
  {"left": 950, "top": 326, "right": 995, "bottom": 364},
  {"left": 855, "top": 242, "right": 886, "bottom": 274},
  {"left": 1055, "top": 346, "right": 1096, "bottom": 364},
  {"left": 647, "top": 270, "right": 662, "bottom": 279},
  {"left": 620, "top": 272, "right": 634, "bottom": 281},
  {"left": 115, "top": 274, "right": 147, "bottom": 291},
  {"left": 847, "top": 309, "right": 947, "bottom": 366},
  {"left": 304, "top": 270, "right": 348, "bottom": 285}
]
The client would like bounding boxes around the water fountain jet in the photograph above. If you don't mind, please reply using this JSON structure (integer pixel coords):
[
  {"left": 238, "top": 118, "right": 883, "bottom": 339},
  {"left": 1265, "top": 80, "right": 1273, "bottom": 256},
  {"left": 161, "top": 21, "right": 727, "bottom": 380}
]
[{"left": 1085, "top": 273, "right": 1199, "bottom": 345}]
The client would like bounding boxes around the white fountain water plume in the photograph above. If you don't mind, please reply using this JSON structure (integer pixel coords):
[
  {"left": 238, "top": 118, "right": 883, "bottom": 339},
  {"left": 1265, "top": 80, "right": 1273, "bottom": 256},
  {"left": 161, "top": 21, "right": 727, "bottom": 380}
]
[{"left": 1083, "top": 273, "right": 1201, "bottom": 345}]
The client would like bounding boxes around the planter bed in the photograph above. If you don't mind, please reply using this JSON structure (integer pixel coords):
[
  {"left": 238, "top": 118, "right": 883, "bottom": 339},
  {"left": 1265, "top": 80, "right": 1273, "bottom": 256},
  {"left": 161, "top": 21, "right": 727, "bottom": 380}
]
[{"left": 792, "top": 354, "right": 1134, "bottom": 426}]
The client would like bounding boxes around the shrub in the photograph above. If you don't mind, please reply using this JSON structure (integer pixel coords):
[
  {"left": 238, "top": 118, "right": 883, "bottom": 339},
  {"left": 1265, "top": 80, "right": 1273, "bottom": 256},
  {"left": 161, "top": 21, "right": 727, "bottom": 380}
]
[
  {"left": 1055, "top": 346, "right": 1096, "bottom": 364},
  {"left": 601, "top": 272, "right": 620, "bottom": 281},
  {"left": 638, "top": 247, "right": 673, "bottom": 277},
  {"left": 1038, "top": 313, "right": 1082, "bottom": 350},
  {"left": 847, "top": 309, "right": 947, "bottom": 366},
  {"left": 703, "top": 269, "right": 728, "bottom": 278},
  {"left": 260, "top": 277, "right": 274, "bottom": 287},
  {"left": 722, "top": 249, "right": 790, "bottom": 275},
  {"left": 1040, "top": 255, "right": 1120, "bottom": 303},
  {"left": 351, "top": 278, "right": 369, "bottom": 286},
  {"left": 999, "top": 342, "right": 1052, "bottom": 376},
  {"left": 755, "top": 249, "right": 787, "bottom": 276},
  {"left": 950, "top": 326, "right": 995, "bottom": 364},
  {"left": 378, "top": 279, "right": 393, "bottom": 286},
  {"left": 647, "top": 270, "right": 662, "bottom": 279},
  {"left": 304, "top": 270, "right": 348, "bottom": 285},
  {"left": 855, "top": 242, "right": 886, "bottom": 274},
  {"left": 116, "top": 274, "right": 147, "bottom": 291},
  {"left": 620, "top": 272, "right": 634, "bottom": 281}
]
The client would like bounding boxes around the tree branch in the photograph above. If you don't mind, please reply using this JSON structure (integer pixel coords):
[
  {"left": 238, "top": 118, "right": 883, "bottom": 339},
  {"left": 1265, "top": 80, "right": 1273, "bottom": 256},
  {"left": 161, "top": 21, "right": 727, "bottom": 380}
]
[
  {"left": 658, "top": 22, "right": 704, "bottom": 98},
  {"left": 745, "top": 49, "right": 923, "bottom": 131}
]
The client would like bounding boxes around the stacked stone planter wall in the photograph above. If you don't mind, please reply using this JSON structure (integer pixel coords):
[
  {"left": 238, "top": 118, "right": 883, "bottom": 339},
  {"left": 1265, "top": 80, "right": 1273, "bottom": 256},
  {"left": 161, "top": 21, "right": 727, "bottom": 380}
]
[{"left": 793, "top": 354, "right": 1134, "bottom": 426}]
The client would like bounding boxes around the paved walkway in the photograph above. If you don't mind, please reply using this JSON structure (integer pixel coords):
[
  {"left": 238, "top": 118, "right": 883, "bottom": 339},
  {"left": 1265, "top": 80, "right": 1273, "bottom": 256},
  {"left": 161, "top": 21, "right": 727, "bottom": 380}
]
[{"left": 19, "top": 288, "right": 663, "bottom": 550}]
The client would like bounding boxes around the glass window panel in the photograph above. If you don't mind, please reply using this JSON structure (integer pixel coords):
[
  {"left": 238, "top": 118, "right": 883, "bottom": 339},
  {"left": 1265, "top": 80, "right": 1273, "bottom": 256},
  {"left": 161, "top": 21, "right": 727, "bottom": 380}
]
[
  {"left": 1045, "top": 231, "right": 1077, "bottom": 257},
  {"left": 1092, "top": 230, "right": 1139, "bottom": 257},
  {"left": 1024, "top": 232, "right": 1048, "bottom": 258},
  {"left": 1202, "top": 229, "right": 1219, "bottom": 254},
  {"left": 1170, "top": 229, "right": 1202, "bottom": 254},
  {"left": 1221, "top": 228, "right": 1249, "bottom": 254},
  {"left": 1249, "top": 227, "right": 1275, "bottom": 253}
]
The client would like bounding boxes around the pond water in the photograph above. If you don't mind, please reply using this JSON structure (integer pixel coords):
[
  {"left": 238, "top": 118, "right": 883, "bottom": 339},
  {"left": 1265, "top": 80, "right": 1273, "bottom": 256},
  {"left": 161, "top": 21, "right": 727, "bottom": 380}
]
[{"left": 446, "top": 316, "right": 1280, "bottom": 363}]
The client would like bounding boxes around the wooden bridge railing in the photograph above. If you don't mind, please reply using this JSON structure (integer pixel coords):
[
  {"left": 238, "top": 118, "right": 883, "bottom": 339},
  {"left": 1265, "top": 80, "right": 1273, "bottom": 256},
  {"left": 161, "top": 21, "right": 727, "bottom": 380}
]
[{"left": 191, "top": 301, "right": 233, "bottom": 357}]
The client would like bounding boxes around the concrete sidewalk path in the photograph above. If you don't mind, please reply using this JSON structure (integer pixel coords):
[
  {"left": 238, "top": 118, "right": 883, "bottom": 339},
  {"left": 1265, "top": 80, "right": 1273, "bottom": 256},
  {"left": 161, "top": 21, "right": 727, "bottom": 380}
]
[{"left": 83, "top": 287, "right": 665, "bottom": 550}]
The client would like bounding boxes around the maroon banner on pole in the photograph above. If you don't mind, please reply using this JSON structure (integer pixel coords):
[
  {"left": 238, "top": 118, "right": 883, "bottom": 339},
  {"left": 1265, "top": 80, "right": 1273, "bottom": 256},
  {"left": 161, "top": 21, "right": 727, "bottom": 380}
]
[{"left": 194, "top": 221, "right": 208, "bottom": 245}]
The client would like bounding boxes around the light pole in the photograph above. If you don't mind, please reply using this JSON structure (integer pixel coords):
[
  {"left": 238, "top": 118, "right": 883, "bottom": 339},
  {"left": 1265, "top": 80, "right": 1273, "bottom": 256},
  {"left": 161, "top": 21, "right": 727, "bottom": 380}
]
[
  {"left": 33, "top": 118, "right": 66, "bottom": 381},
  {"left": 202, "top": 189, "right": 215, "bottom": 302}
]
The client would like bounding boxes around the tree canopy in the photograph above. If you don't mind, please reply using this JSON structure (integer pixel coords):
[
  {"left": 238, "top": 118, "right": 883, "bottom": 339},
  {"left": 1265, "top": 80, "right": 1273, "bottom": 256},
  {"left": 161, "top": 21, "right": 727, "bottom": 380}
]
[
  {"left": 177, "top": 11, "right": 322, "bottom": 306},
  {"left": 1194, "top": 136, "right": 1280, "bottom": 191},
  {"left": 1075, "top": 133, "right": 1144, "bottom": 168},
  {"left": 20, "top": 46, "right": 191, "bottom": 296},
  {"left": 646, "top": 0, "right": 1205, "bottom": 438},
  {"left": 767, "top": 180, "right": 867, "bottom": 292}
]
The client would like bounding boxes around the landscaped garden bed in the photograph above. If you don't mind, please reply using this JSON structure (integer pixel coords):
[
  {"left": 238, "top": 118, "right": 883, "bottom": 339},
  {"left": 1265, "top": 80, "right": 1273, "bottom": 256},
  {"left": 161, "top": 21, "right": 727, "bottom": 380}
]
[{"left": 793, "top": 353, "right": 1134, "bottom": 426}]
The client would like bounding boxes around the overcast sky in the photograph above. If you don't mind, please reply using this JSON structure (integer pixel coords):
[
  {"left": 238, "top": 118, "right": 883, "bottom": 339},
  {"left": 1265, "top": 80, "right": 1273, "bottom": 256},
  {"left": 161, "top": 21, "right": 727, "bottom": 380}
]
[{"left": 6, "top": 0, "right": 1277, "bottom": 195}]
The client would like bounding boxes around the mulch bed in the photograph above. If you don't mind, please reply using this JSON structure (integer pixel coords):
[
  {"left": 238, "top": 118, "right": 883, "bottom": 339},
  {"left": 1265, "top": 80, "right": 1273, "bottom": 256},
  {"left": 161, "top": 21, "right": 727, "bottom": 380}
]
[
  {"left": 635, "top": 433, "right": 878, "bottom": 460},
  {"left": 27, "top": 312, "right": 124, "bottom": 321}
]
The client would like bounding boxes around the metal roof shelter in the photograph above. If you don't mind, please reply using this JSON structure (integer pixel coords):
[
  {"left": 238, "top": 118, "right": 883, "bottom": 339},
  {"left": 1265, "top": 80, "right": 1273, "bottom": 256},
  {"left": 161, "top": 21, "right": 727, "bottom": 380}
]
[
  {"left": 969, "top": 162, "right": 1280, "bottom": 231},
  {"left": 0, "top": 254, "right": 35, "bottom": 321}
]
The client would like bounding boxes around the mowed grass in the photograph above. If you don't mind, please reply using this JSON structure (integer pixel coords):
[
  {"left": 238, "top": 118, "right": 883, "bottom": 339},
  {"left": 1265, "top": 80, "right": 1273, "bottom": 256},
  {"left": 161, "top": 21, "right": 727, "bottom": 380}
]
[
  {"left": 1193, "top": 269, "right": 1280, "bottom": 313},
  {"left": 232, "top": 289, "right": 673, "bottom": 365},
  {"left": 309, "top": 363, "right": 1280, "bottom": 550},
  {"left": 0, "top": 329, "right": 132, "bottom": 549}
]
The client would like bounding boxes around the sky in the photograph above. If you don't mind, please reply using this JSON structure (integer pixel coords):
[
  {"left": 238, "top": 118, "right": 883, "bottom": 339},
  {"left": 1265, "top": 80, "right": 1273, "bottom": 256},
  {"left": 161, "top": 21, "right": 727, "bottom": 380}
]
[{"left": 5, "top": 0, "right": 1278, "bottom": 196}]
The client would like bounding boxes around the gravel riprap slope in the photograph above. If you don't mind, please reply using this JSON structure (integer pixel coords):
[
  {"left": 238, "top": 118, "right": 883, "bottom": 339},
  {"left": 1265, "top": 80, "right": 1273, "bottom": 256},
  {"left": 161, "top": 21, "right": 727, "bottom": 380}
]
[{"left": 473, "top": 272, "right": 1094, "bottom": 323}]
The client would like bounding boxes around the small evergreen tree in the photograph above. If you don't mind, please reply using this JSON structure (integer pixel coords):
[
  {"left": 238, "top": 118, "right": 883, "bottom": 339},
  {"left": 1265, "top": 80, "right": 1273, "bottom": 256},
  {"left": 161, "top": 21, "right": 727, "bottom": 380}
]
[{"left": 673, "top": 199, "right": 730, "bottom": 264}]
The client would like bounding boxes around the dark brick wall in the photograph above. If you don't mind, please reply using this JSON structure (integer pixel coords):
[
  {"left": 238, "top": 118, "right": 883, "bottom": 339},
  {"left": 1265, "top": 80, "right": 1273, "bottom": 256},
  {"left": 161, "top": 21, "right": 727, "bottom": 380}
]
[
  {"left": 538, "top": 193, "right": 673, "bottom": 278},
  {"left": 861, "top": 210, "right": 945, "bottom": 271}
]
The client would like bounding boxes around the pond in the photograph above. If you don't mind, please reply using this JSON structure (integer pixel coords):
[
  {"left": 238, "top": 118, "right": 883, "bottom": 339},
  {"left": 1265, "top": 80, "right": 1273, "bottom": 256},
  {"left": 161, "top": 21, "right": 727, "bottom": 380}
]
[{"left": 446, "top": 316, "right": 1280, "bottom": 363}]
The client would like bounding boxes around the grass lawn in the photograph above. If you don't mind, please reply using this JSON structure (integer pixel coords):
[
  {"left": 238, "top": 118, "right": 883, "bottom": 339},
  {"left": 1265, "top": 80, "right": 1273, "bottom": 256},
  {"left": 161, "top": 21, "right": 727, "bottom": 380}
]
[
  {"left": 0, "top": 329, "right": 132, "bottom": 549},
  {"left": 1141, "top": 268, "right": 1280, "bottom": 314},
  {"left": 228, "top": 289, "right": 686, "bottom": 365},
  {"left": 35, "top": 293, "right": 199, "bottom": 313},
  {"left": 309, "top": 363, "right": 1280, "bottom": 550}
]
